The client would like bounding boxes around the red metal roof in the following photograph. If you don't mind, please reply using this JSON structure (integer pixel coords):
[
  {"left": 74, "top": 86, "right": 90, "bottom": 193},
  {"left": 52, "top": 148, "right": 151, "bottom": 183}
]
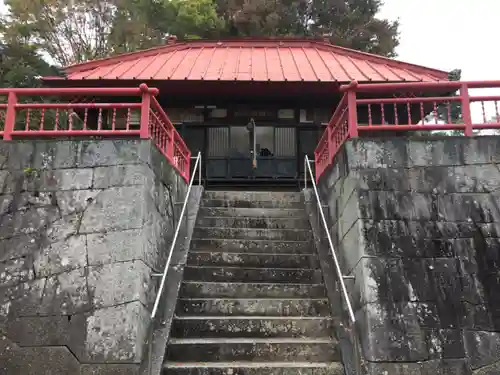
[{"left": 58, "top": 39, "right": 449, "bottom": 83}]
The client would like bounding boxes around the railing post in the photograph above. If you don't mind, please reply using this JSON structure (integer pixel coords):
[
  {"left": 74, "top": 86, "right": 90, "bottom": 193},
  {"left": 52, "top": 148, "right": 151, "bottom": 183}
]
[
  {"left": 347, "top": 90, "right": 358, "bottom": 137},
  {"left": 460, "top": 83, "right": 473, "bottom": 136},
  {"left": 4, "top": 92, "right": 17, "bottom": 140},
  {"left": 139, "top": 83, "right": 151, "bottom": 139},
  {"left": 327, "top": 126, "right": 333, "bottom": 164}
]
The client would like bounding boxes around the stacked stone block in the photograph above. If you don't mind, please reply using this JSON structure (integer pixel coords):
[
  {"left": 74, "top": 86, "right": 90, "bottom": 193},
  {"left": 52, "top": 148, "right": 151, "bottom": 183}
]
[
  {"left": 0, "top": 139, "right": 187, "bottom": 374},
  {"left": 317, "top": 137, "right": 500, "bottom": 375}
]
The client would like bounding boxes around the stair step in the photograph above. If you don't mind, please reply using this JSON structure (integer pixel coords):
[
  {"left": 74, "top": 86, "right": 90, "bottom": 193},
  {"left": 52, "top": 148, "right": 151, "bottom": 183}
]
[
  {"left": 183, "top": 266, "right": 322, "bottom": 283},
  {"left": 171, "top": 317, "right": 333, "bottom": 339},
  {"left": 196, "top": 216, "right": 310, "bottom": 230},
  {"left": 199, "top": 207, "right": 306, "bottom": 218},
  {"left": 193, "top": 227, "right": 312, "bottom": 241},
  {"left": 190, "top": 239, "right": 314, "bottom": 254},
  {"left": 202, "top": 199, "right": 303, "bottom": 209},
  {"left": 165, "top": 338, "right": 339, "bottom": 362},
  {"left": 180, "top": 282, "right": 326, "bottom": 299},
  {"left": 203, "top": 191, "right": 302, "bottom": 202},
  {"left": 163, "top": 361, "right": 345, "bottom": 375},
  {"left": 187, "top": 252, "right": 319, "bottom": 269},
  {"left": 176, "top": 298, "right": 331, "bottom": 317}
]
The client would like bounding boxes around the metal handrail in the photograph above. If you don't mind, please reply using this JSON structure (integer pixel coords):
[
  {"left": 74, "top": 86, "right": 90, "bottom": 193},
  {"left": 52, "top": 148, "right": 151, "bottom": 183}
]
[
  {"left": 151, "top": 151, "right": 202, "bottom": 319},
  {"left": 304, "top": 155, "right": 356, "bottom": 323}
]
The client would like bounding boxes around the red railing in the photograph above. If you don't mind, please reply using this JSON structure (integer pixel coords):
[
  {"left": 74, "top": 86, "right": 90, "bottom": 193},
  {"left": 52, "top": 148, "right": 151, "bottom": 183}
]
[
  {"left": 0, "top": 84, "right": 190, "bottom": 182},
  {"left": 149, "top": 97, "right": 190, "bottom": 180},
  {"left": 314, "top": 80, "right": 500, "bottom": 182}
]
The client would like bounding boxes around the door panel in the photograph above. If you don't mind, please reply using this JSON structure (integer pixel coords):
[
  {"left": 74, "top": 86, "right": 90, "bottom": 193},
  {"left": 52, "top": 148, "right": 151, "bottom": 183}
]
[
  {"left": 298, "top": 127, "right": 323, "bottom": 176},
  {"left": 182, "top": 126, "right": 205, "bottom": 179},
  {"left": 229, "top": 126, "right": 252, "bottom": 178},
  {"left": 206, "top": 127, "right": 229, "bottom": 178},
  {"left": 204, "top": 125, "right": 299, "bottom": 180}
]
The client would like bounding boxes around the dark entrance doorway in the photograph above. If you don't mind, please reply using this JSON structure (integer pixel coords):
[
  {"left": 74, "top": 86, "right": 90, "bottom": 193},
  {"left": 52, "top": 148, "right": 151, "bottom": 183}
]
[
  {"left": 205, "top": 124, "right": 297, "bottom": 181},
  {"left": 178, "top": 122, "right": 322, "bottom": 188}
]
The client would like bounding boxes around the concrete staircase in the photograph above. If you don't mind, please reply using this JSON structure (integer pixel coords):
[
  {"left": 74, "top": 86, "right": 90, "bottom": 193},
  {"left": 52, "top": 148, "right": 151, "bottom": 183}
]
[{"left": 163, "top": 191, "right": 344, "bottom": 375}]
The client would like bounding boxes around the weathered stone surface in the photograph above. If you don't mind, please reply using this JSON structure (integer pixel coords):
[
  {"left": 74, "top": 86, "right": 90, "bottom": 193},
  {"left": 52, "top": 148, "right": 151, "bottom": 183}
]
[
  {"left": 85, "top": 301, "right": 150, "bottom": 363},
  {"left": 366, "top": 359, "right": 471, "bottom": 375},
  {"left": 474, "top": 361, "right": 500, "bottom": 375},
  {"left": 358, "top": 190, "right": 436, "bottom": 221},
  {"left": 34, "top": 235, "right": 87, "bottom": 277},
  {"left": 78, "top": 140, "right": 147, "bottom": 168},
  {"left": 80, "top": 364, "right": 140, "bottom": 375},
  {"left": 171, "top": 317, "right": 333, "bottom": 338},
  {"left": 86, "top": 229, "right": 143, "bottom": 266},
  {"left": 0, "top": 206, "right": 60, "bottom": 240},
  {"left": 464, "top": 331, "right": 500, "bottom": 370},
  {"left": 4, "top": 314, "right": 87, "bottom": 359},
  {"left": 193, "top": 226, "right": 312, "bottom": 241},
  {"left": 24, "top": 168, "right": 94, "bottom": 192},
  {"left": 93, "top": 164, "right": 151, "bottom": 189},
  {"left": 0, "top": 139, "right": 191, "bottom": 372},
  {"left": 88, "top": 261, "right": 152, "bottom": 308},
  {"left": 188, "top": 251, "right": 318, "bottom": 269},
  {"left": 0, "top": 256, "right": 35, "bottom": 287},
  {"left": 32, "top": 140, "right": 81, "bottom": 170},
  {"left": 166, "top": 340, "right": 340, "bottom": 362},
  {"left": 176, "top": 298, "right": 331, "bottom": 317},
  {"left": 190, "top": 238, "right": 314, "bottom": 254},
  {"left": 43, "top": 267, "right": 91, "bottom": 314},
  {"left": 20, "top": 346, "right": 81, "bottom": 374},
  {"left": 163, "top": 364, "right": 345, "bottom": 375},
  {"left": 316, "top": 137, "right": 500, "bottom": 374},
  {"left": 79, "top": 186, "right": 145, "bottom": 233},
  {"left": 180, "top": 281, "right": 326, "bottom": 299},
  {"left": 356, "top": 302, "right": 429, "bottom": 362},
  {"left": 55, "top": 189, "right": 101, "bottom": 216}
]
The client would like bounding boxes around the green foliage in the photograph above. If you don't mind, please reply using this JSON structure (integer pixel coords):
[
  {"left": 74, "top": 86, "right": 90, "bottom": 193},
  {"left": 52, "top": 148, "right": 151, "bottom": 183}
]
[
  {"left": 436, "top": 68, "right": 462, "bottom": 123},
  {"left": 1, "top": 0, "right": 399, "bottom": 66},
  {"left": 0, "top": 41, "right": 61, "bottom": 88},
  {"left": 216, "top": 0, "right": 399, "bottom": 57},
  {"left": 170, "top": 0, "right": 226, "bottom": 38},
  {"left": 1, "top": 0, "right": 225, "bottom": 65}
]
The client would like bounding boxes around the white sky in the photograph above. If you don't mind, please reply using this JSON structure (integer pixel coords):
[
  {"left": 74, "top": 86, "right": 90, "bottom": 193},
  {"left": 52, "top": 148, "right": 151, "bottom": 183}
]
[
  {"left": 380, "top": 0, "right": 500, "bottom": 123},
  {"left": 1, "top": 0, "right": 498, "bottom": 121}
]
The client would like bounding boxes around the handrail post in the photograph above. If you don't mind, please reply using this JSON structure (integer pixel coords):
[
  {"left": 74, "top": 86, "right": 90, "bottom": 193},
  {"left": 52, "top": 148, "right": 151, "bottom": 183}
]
[
  {"left": 347, "top": 90, "right": 358, "bottom": 137},
  {"left": 460, "top": 83, "right": 473, "bottom": 136},
  {"left": 198, "top": 153, "right": 202, "bottom": 185},
  {"left": 139, "top": 84, "right": 151, "bottom": 139},
  {"left": 4, "top": 91, "right": 17, "bottom": 140}
]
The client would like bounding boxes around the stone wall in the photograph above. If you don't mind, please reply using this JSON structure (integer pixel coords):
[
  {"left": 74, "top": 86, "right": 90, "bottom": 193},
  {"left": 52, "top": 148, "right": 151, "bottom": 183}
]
[
  {"left": 0, "top": 139, "right": 196, "bottom": 374},
  {"left": 316, "top": 136, "right": 500, "bottom": 375}
]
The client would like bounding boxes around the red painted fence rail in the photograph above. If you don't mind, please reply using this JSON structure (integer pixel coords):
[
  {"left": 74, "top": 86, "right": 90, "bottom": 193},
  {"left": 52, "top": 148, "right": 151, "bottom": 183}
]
[
  {"left": 0, "top": 84, "right": 191, "bottom": 182},
  {"left": 314, "top": 80, "right": 500, "bottom": 182}
]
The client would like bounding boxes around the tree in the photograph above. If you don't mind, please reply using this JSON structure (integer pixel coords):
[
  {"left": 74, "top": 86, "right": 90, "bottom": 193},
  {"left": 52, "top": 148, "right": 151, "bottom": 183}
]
[
  {"left": 1, "top": 0, "right": 399, "bottom": 66},
  {"left": 217, "top": 0, "right": 399, "bottom": 57},
  {"left": 428, "top": 69, "right": 463, "bottom": 136},
  {"left": 0, "top": 41, "right": 61, "bottom": 88},
  {"left": 169, "top": 0, "right": 226, "bottom": 39},
  {"left": 437, "top": 68, "right": 462, "bottom": 124},
  {"left": 0, "top": 40, "right": 66, "bottom": 131},
  {"left": 1, "top": 0, "right": 225, "bottom": 66}
]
